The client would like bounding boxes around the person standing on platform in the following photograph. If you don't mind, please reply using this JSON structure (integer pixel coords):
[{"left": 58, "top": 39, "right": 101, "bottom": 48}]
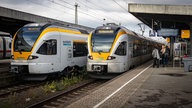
[
  {"left": 164, "top": 45, "right": 170, "bottom": 66},
  {"left": 161, "top": 45, "right": 166, "bottom": 67},
  {"left": 152, "top": 46, "right": 160, "bottom": 68}
]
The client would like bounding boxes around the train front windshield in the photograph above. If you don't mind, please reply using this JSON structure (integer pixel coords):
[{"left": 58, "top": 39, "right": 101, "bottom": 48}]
[
  {"left": 14, "top": 27, "right": 41, "bottom": 52},
  {"left": 91, "top": 31, "right": 116, "bottom": 52}
]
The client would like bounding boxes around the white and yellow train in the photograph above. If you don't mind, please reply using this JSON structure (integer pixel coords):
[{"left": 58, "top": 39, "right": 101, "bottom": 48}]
[
  {"left": 87, "top": 23, "right": 161, "bottom": 78},
  {"left": 11, "top": 22, "right": 88, "bottom": 80}
]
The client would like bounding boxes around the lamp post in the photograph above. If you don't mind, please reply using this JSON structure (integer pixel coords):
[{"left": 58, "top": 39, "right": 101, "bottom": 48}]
[
  {"left": 103, "top": 18, "right": 106, "bottom": 26},
  {"left": 75, "top": 3, "right": 79, "bottom": 24}
]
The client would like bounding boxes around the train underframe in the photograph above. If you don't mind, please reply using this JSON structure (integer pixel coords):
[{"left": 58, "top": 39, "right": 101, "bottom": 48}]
[{"left": 11, "top": 64, "right": 84, "bottom": 81}]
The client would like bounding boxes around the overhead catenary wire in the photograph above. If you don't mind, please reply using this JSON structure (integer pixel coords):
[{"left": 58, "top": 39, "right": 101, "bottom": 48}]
[
  {"left": 112, "top": 0, "right": 128, "bottom": 12},
  {"left": 86, "top": 0, "right": 131, "bottom": 24},
  {"left": 26, "top": 0, "right": 74, "bottom": 17},
  {"left": 25, "top": 0, "right": 139, "bottom": 28},
  {"left": 59, "top": 0, "right": 119, "bottom": 24},
  {"left": 28, "top": 0, "right": 102, "bottom": 23},
  {"left": 27, "top": 0, "right": 132, "bottom": 26},
  {"left": 75, "top": 0, "right": 120, "bottom": 23},
  {"left": 26, "top": 0, "right": 103, "bottom": 25},
  {"left": 47, "top": 0, "right": 104, "bottom": 22}
]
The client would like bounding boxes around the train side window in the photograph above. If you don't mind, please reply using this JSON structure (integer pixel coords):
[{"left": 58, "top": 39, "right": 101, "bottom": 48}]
[
  {"left": 115, "top": 41, "right": 127, "bottom": 56},
  {"left": 37, "top": 39, "right": 57, "bottom": 55},
  {"left": 73, "top": 42, "right": 87, "bottom": 57}
]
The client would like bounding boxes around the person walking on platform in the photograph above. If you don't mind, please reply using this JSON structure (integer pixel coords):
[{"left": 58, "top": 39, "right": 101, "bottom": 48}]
[
  {"left": 152, "top": 46, "right": 160, "bottom": 68},
  {"left": 164, "top": 45, "right": 170, "bottom": 66},
  {"left": 161, "top": 45, "right": 166, "bottom": 67}
]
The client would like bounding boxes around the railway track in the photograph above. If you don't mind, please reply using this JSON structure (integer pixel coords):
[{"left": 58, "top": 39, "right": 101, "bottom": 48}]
[
  {"left": 0, "top": 67, "right": 13, "bottom": 78},
  {"left": 0, "top": 62, "right": 10, "bottom": 76},
  {"left": 27, "top": 79, "right": 107, "bottom": 108},
  {"left": 0, "top": 81, "right": 46, "bottom": 97},
  {"left": 0, "top": 64, "right": 18, "bottom": 88},
  {"left": 0, "top": 67, "right": 9, "bottom": 73},
  {"left": 0, "top": 63, "right": 10, "bottom": 68},
  {"left": 0, "top": 63, "right": 46, "bottom": 97}
]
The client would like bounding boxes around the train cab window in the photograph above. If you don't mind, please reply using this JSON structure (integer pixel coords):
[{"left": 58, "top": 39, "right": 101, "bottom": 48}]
[
  {"left": 115, "top": 41, "right": 127, "bottom": 56},
  {"left": 37, "top": 39, "right": 57, "bottom": 55}
]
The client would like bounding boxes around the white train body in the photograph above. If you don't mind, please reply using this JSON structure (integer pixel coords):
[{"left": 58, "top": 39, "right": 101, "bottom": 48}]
[
  {"left": 11, "top": 23, "right": 88, "bottom": 80},
  {"left": 87, "top": 24, "right": 160, "bottom": 78},
  {"left": 0, "top": 36, "right": 12, "bottom": 59}
]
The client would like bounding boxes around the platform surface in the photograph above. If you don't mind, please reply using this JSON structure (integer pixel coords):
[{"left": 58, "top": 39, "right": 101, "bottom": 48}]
[{"left": 63, "top": 61, "right": 192, "bottom": 108}]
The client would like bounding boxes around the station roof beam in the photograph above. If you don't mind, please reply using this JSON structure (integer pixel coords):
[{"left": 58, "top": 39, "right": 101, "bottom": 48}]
[{"left": 128, "top": 4, "right": 192, "bottom": 31}]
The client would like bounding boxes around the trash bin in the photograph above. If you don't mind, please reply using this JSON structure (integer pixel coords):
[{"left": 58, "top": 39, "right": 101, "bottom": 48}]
[{"left": 182, "top": 57, "right": 192, "bottom": 72}]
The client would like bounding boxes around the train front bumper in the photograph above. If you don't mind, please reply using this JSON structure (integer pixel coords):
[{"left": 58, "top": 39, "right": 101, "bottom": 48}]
[
  {"left": 87, "top": 62, "right": 124, "bottom": 73},
  {"left": 11, "top": 61, "right": 54, "bottom": 74}
]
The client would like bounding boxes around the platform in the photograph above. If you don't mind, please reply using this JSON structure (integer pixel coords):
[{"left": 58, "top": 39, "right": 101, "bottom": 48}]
[{"left": 63, "top": 61, "right": 192, "bottom": 108}]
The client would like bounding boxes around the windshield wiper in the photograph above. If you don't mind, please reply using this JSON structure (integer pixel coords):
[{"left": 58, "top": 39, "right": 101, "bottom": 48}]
[
  {"left": 18, "top": 48, "right": 23, "bottom": 54},
  {"left": 98, "top": 50, "right": 102, "bottom": 55}
]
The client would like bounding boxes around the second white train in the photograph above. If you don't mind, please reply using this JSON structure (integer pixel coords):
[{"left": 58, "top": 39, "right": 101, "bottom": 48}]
[{"left": 87, "top": 23, "right": 161, "bottom": 78}]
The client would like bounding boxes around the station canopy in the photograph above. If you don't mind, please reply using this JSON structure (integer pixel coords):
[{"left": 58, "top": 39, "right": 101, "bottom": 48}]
[{"left": 128, "top": 4, "right": 192, "bottom": 37}]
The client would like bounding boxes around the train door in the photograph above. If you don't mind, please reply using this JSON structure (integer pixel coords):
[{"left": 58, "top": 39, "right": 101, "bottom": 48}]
[
  {"left": 62, "top": 40, "right": 72, "bottom": 62},
  {"left": 127, "top": 37, "right": 133, "bottom": 68},
  {"left": 36, "top": 39, "right": 59, "bottom": 73},
  {"left": 5, "top": 37, "right": 12, "bottom": 58},
  {"left": 124, "top": 41, "right": 129, "bottom": 71},
  {"left": 50, "top": 39, "right": 60, "bottom": 72},
  {"left": 0, "top": 37, "right": 12, "bottom": 59},
  {"left": 115, "top": 41, "right": 128, "bottom": 71},
  {"left": 0, "top": 37, "right": 3, "bottom": 59},
  {"left": 61, "top": 39, "right": 73, "bottom": 69},
  {"left": 67, "top": 46, "right": 73, "bottom": 62},
  {"left": 2, "top": 37, "right": 6, "bottom": 58},
  {"left": 35, "top": 30, "right": 60, "bottom": 73}
]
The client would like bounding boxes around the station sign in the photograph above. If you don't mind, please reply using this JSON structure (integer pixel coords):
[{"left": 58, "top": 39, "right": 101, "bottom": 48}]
[
  {"left": 181, "top": 30, "right": 190, "bottom": 39},
  {"left": 157, "top": 28, "right": 178, "bottom": 37}
]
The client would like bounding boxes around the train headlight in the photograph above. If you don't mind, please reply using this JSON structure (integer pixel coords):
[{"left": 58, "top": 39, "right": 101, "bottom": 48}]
[
  {"left": 28, "top": 55, "right": 39, "bottom": 60},
  {"left": 107, "top": 56, "right": 116, "bottom": 60},
  {"left": 11, "top": 55, "right": 14, "bottom": 60},
  {"left": 88, "top": 55, "right": 93, "bottom": 60}
]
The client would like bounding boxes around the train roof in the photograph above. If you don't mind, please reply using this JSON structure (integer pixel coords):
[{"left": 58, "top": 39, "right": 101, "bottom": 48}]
[
  {"left": 23, "top": 22, "right": 89, "bottom": 35},
  {"left": 94, "top": 23, "right": 140, "bottom": 37},
  {"left": 95, "top": 23, "right": 121, "bottom": 32},
  {"left": 94, "top": 23, "right": 164, "bottom": 45},
  {"left": 0, "top": 31, "right": 11, "bottom": 37},
  {"left": 122, "top": 27, "right": 163, "bottom": 44}
]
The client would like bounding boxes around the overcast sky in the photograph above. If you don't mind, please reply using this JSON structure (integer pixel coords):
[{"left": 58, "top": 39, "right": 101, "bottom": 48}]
[{"left": 1, "top": 0, "right": 192, "bottom": 42}]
